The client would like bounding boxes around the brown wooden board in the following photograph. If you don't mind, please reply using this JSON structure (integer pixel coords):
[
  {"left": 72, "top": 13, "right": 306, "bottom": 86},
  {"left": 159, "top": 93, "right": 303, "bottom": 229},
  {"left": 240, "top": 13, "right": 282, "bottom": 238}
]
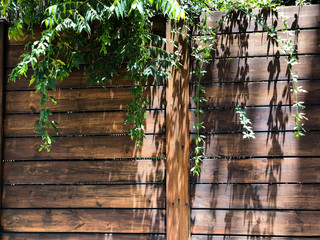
[
  {"left": 193, "top": 29, "right": 320, "bottom": 59},
  {"left": 190, "top": 80, "right": 319, "bottom": 108},
  {"left": 5, "top": 86, "right": 165, "bottom": 113},
  {"left": 197, "top": 5, "right": 320, "bottom": 34},
  {"left": 191, "top": 184, "right": 320, "bottom": 209},
  {"left": 191, "top": 236, "right": 320, "bottom": 240},
  {"left": 1, "top": 233, "right": 166, "bottom": 240},
  {"left": 166, "top": 21, "right": 190, "bottom": 240},
  {"left": 3, "top": 160, "right": 165, "bottom": 184},
  {"left": 191, "top": 55, "right": 320, "bottom": 84},
  {"left": 1, "top": 209, "right": 166, "bottom": 233},
  {"left": 191, "top": 210, "right": 320, "bottom": 236},
  {"left": 5, "top": 110, "right": 165, "bottom": 137},
  {"left": 190, "top": 106, "right": 320, "bottom": 133},
  {"left": 5, "top": 66, "right": 161, "bottom": 90},
  {"left": 191, "top": 158, "right": 320, "bottom": 184},
  {"left": 4, "top": 135, "right": 165, "bottom": 160},
  {"left": 191, "top": 131, "right": 320, "bottom": 158},
  {"left": 3, "top": 185, "right": 165, "bottom": 209}
]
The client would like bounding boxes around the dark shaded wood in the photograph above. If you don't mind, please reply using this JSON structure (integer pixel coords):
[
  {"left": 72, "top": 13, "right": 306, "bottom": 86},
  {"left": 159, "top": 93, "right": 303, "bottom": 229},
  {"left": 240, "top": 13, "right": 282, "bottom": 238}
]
[
  {"left": 190, "top": 80, "right": 319, "bottom": 108},
  {"left": 191, "top": 236, "right": 320, "bottom": 240},
  {"left": 190, "top": 106, "right": 320, "bottom": 133},
  {"left": 192, "top": 55, "right": 320, "bottom": 84},
  {"left": 191, "top": 210, "right": 320, "bottom": 236},
  {"left": 198, "top": 5, "right": 320, "bottom": 34},
  {"left": 191, "top": 132, "right": 320, "bottom": 158},
  {"left": 1, "top": 209, "right": 166, "bottom": 233},
  {"left": 191, "top": 158, "right": 320, "bottom": 184},
  {"left": 5, "top": 86, "right": 165, "bottom": 113},
  {"left": 194, "top": 29, "right": 320, "bottom": 59},
  {"left": 3, "top": 185, "right": 165, "bottom": 208},
  {"left": 2, "top": 233, "right": 166, "bottom": 240},
  {"left": 4, "top": 135, "right": 165, "bottom": 160},
  {"left": 166, "top": 21, "right": 190, "bottom": 240},
  {"left": 191, "top": 184, "right": 320, "bottom": 209},
  {"left": 5, "top": 110, "right": 165, "bottom": 137},
  {"left": 3, "top": 160, "right": 165, "bottom": 184}
]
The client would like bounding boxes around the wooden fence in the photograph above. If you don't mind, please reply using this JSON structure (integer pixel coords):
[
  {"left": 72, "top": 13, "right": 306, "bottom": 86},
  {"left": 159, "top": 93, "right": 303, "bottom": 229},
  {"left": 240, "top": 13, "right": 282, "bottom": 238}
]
[{"left": 0, "top": 4, "right": 320, "bottom": 240}]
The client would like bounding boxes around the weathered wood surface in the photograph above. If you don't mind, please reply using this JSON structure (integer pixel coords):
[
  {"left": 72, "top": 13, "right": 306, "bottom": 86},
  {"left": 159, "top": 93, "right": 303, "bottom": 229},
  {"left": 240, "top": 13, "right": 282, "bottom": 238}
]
[
  {"left": 191, "top": 236, "right": 320, "bottom": 240},
  {"left": 191, "top": 132, "right": 320, "bottom": 158},
  {"left": 4, "top": 135, "right": 165, "bottom": 160},
  {"left": 5, "top": 110, "right": 165, "bottom": 137},
  {"left": 199, "top": 5, "right": 320, "bottom": 34},
  {"left": 3, "top": 160, "right": 165, "bottom": 184},
  {"left": 190, "top": 106, "right": 320, "bottom": 132},
  {"left": 191, "top": 210, "right": 320, "bottom": 236},
  {"left": 2, "top": 233, "right": 166, "bottom": 240},
  {"left": 190, "top": 80, "right": 319, "bottom": 108},
  {"left": 193, "top": 29, "right": 320, "bottom": 59},
  {"left": 6, "top": 86, "right": 165, "bottom": 113},
  {"left": 1, "top": 209, "right": 166, "bottom": 233},
  {"left": 192, "top": 55, "right": 320, "bottom": 83},
  {"left": 3, "top": 185, "right": 165, "bottom": 208},
  {"left": 191, "top": 184, "right": 320, "bottom": 209},
  {"left": 166, "top": 21, "right": 190, "bottom": 240},
  {"left": 5, "top": 66, "right": 161, "bottom": 90},
  {"left": 191, "top": 158, "right": 320, "bottom": 184}
]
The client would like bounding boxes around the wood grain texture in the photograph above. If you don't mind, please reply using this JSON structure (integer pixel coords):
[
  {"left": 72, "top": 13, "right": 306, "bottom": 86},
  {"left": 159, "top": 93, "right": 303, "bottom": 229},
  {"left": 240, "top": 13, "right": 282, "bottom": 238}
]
[
  {"left": 190, "top": 106, "right": 320, "bottom": 133},
  {"left": 190, "top": 80, "right": 319, "bottom": 108},
  {"left": 166, "top": 21, "right": 190, "bottom": 240},
  {"left": 191, "top": 55, "right": 320, "bottom": 83},
  {"left": 5, "top": 66, "right": 160, "bottom": 90},
  {"left": 198, "top": 5, "right": 320, "bottom": 34},
  {"left": 5, "top": 110, "right": 165, "bottom": 137},
  {"left": 191, "top": 210, "right": 320, "bottom": 236},
  {"left": 1, "top": 233, "right": 166, "bottom": 240},
  {"left": 191, "top": 158, "right": 320, "bottom": 184},
  {"left": 3, "top": 160, "right": 165, "bottom": 184},
  {"left": 4, "top": 135, "right": 165, "bottom": 160},
  {"left": 191, "top": 236, "right": 320, "bottom": 240},
  {"left": 5, "top": 86, "right": 165, "bottom": 113},
  {"left": 191, "top": 184, "right": 320, "bottom": 209},
  {"left": 1, "top": 209, "right": 166, "bottom": 233},
  {"left": 3, "top": 185, "right": 165, "bottom": 208},
  {"left": 194, "top": 29, "right": 320, "bottom": 59},
  {"left": 191, "top": 132, "right": 320, "bottom": 158}
]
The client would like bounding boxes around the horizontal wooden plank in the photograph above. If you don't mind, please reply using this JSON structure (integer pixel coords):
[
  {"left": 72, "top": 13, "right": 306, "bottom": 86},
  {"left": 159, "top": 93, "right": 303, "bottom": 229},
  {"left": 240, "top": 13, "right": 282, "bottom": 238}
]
[
  {"left": 190, "top": 106, "right": 320, "bottom": 133},
  {"left": 3, "top": 160, "right": 165, "bottom": 184},
  {"left": 192, "top": 55, "right": 320, "bottom": 83},
  {"left": 5, "top": 86, "right": 164, "bottom": 113},
  {"left": 195, "top": 29, "right": 320, "bottom": 58},
  {"left": 1, "top": 233, "right": 166, "bottom": 240},
  {"left": 5, "top": 66, "right": 160, "bottom": 90},
  {"left": 4, "top": 135, "right": 165, "bottom": 160},
  {"left": 191, "top": 184, "right": 320, "bottom": 209},
  {"left": 5, "top": 110, "right": 165, "bottom": 137},
  {"left": 191, "top": 210, "right": 320, "bottom": 236},
  {"left": 191, "top": 235, "right": 320, "bottom": 240},
  {"left": 191, "top": 131, "right": 320, "bottom": 158},
  {"left": 191, "top": 157, "right": 320, "bottom": 184},
  {"left": 191, "top": 80, "right": 319, "bottom": 108},
  {"left": 1, "top": 209, "right": 165, "bottom": 233},
  {"left": 198, "top": 5, "right": 320, "bottom": 34},
  {"left": 3, "top": 185, "right": 165, "bottom": 209}
]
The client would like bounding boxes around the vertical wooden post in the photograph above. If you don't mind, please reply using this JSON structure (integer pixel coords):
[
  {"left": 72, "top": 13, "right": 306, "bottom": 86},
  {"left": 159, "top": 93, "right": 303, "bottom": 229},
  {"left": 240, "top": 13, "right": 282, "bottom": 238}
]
[
  {"left": 166, "top": 21, "right": 190, "bottom": 240},
  {"left": 0, "top": 19, "right": 7, "bottom": 224}
]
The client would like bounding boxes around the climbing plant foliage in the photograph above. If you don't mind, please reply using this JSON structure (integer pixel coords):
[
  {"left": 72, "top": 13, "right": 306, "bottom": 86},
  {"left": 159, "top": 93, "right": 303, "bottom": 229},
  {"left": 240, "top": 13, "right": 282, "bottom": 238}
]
[{"left": 0, "top": 0, "right": 312, "bottom": 172}]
